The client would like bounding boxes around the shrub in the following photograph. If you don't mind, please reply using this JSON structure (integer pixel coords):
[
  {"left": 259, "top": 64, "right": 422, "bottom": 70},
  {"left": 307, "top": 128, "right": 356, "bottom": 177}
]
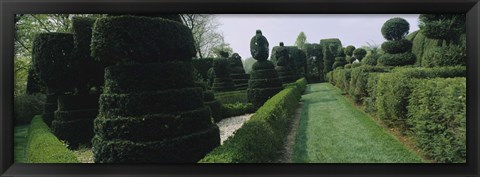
[
  {"left": 25, "top": 116, "right": 79, "bottom": 163},
  {"left": 349, "top": 66, "right": 389, "bottom": 103},
  {"left": 14, "top": 93, "right": 46, "bottom": 125},
  {"left": 214, "top": 90, "right": 248, "bottom": 104},
  {"left": 212, "top": 58, "right": 236, "bottom": 92},
  {"left": 411, "top": 30, "right": 443, "bottom": 66},
  {"left": 26, "top": 66, "right": 46, "bottom": 95},
  {"left": 362, "top": 53, "right": 381, "bottom": 66},
  {"left": 419, "top": 14, "right": 465, "bottom": 42},
  {"left": 200, "top": 85, "right": 302, "bottom": 163},
  {"left": 405, "top": 30, "right": 419, "bottom": 41},
  {"left": 381, "top": 17, "right": 410, "bottom": 40},
  {"left": 353, "top": 48, "right": 367, "bottom": 61},
  {"left": 332, "top": 69, "right": 352, "bottom": 93},
  {"left": 344, "top": 64, "right": 352, "bottom": 69},
  {"left": 247, "top": 60, "right": 283, "bottom": 109},
  {"left": 352, "top": 62, "right": 362, "bottom": 68},
  {"left": 381, "top": 39, "right": 412, "bottom": 54},
  {"left": 421, "top": 42, "right": 466, "bottom": 67},
  {"left": 407, "top": 77, "right": 466, "bottom": 163},
  {"left": 364, "top": 73, "right": 383, "bottom": 114},
  {"left": 344, "top": 45, "right": 356, "bottom": 56},
  {"left": 377, "top": 52, "right": 416, "bottom": 66},
  {"left": 375, "top": 66, "right": 466, "bottom": 132},
  {"left": 320, "top": 38, "right": 342, "bottom": 77},
  {"left": 221, "top": 103, "right": 256, "bottom": 118},
  {"left": 332, "top": 57, "right": 347, "bottom": 69},
  {"left": 191, "top": 58, "right": 214, "bottom": 81},
  {"left": 91, "top": 15, "right": 196, "bottom": 65}
]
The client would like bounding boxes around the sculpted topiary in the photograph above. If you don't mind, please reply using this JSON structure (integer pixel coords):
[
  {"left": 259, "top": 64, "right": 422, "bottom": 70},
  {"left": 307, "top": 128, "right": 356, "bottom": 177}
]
[
  {"left": 274, "top": 42, "right": 297, "bottom": 84},
  {"left": 247, "top": 30, "right": 282, "bottom": 109},
  {"left": 91, "top": 15, "right": 219, "bottom": 163},
  {"left": 228, "top": 53, "right": 249, "bottom": 90},
  {"left": 378, "top": 17, "right": 416, "bottom": 66},
  {"left": 212, "top": 53, "right": 236, "bottom": 92}
]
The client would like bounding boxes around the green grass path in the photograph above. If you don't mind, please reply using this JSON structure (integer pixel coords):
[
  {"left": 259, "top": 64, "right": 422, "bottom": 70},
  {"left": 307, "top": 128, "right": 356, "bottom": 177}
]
[
  {"left": 292, "top": 83, "right": 424, "bottom": 163},
  {"left": 15, "top": 125, "right": 29, "bottom": 163}
]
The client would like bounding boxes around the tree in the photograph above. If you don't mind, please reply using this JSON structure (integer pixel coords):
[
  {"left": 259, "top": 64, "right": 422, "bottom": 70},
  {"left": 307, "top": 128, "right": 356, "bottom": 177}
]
[
  {"left": 180, "top": 14, "right": 225, "bottom": 58},
  {"left": 295, "top": 32, "right": 307, "bottom": 50},
  {"left": 381, "top": 17, "right": 409, "bottom": 41},
  {"left": 419, "top": 14, "right": 465, "bottom": 44},
  {"left": 211, "top": 37, "right": 234, "bottom": 58}
]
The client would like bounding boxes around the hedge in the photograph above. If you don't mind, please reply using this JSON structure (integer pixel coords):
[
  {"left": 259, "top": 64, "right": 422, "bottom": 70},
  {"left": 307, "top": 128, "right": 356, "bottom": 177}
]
[
  {"left": 25, "top": 116, "right": 79, "bottom": 163},
  {"left": 421, "top": 42, "right": 466, "bottom": 67},
  {"left": 191, "top": 58, "right": 214, "bottom": 81},
  {"left": 375, "top": 66, "right": 466, "bottom": 132},
  {"left": 214, "top": 90, "right": 248, "bottom": 104},
  {"left": 407, "top": 77, "right": 466, "bottom": 163},
  {"left": 363, "top": 72, "right": 383, "bottom": 114},
  {"left": 199, "top": 78, "right": 306, "bottom": 163},
  {"left": 320, "top": 38, "right": 342, "bottom": 77},
  {"left": 331, "top": 68, "right": 352, "bottom": 93},
  {"left": 349, "top": 66, "right": 390, "bottom": 103},
  {"left": 411, "top": 30, "right": 443, "bottom": 66},
  {"left": 91, "top": 15, "right": 196, "bottom": 65},
  {"left": 220, "top": 103, "right": 256, "bottom": 118},
  {"left": 377, "top": 52, "right": 416, "bottom": 66}
]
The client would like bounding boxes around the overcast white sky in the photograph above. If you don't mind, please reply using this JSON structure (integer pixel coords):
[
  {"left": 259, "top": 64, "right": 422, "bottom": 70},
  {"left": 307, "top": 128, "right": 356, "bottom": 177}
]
[{"left": 216, "top": 14, "right": 420, "bottom": 60}]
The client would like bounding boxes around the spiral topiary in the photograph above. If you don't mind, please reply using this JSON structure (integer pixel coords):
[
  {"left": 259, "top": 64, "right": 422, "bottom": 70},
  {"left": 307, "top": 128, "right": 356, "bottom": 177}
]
[
  {"left": 247, "top": 30, "right": 282, "bottom": 109},
  {"left": 91, "top": 15, "right": 219, "bottom": 163}
]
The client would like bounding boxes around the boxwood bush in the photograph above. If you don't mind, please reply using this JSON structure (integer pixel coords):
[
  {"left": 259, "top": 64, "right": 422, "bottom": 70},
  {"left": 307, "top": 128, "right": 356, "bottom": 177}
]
[
  {"left": 199, "top": 78, "right": 306, "bottom": 163},
  {"left": 247, "top": 60, "right": 283, "bottom": 109},
  {"left": 349, "top": 66, "right": 390, "bottom": 103},
  {"left": 375, "top": 66, "right": 466, "bottom": 132},
  {"left": 407, "top": 77, "right": 465, "bottom": 163},
  {"left": 25, "top": 116, "right": 79, "bottom": 163},
  {"left": 331, "top": 68, "right": 352, "bottom": 93}
]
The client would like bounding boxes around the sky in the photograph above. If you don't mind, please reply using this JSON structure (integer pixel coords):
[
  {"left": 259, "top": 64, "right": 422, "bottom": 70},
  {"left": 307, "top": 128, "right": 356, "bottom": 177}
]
[{"left": 216, "top": 14, "right": 420, "bottom": 60}]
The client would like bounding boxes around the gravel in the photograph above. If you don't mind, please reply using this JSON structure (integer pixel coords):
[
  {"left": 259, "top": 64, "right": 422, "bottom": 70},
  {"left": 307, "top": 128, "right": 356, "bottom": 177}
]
[{"left": 216, "top": 113, "right": 254, "bottom": 144}]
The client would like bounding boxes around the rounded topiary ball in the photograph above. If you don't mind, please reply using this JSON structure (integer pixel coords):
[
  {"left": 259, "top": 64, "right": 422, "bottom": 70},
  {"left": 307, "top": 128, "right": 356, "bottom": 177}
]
[
  {"left": 353, "top": 48, "right": 367, "bottom": 61},
  {"left": 381, "top": 39, "right": 412, "bottom": 54},
  {"left": 344, "top": 45, "right": 356, "bottom": 56},
  {"left": 381, "top": 17, "right": 410, "bottom": 41}
]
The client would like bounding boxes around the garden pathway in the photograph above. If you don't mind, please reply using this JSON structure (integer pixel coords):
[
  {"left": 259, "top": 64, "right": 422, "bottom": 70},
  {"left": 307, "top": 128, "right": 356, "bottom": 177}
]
[{"left": 292, "top": 83, "right": 424, "bottom": 163}]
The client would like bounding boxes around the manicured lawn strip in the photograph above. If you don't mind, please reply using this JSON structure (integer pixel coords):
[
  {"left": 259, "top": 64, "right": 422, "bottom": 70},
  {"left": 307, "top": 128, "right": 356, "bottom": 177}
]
[
  {"left": 293, "top": 83, "right": 424, "bottom": 163},
  {"left": 14, "top": 125, "right": 30, "bottom": 163}
]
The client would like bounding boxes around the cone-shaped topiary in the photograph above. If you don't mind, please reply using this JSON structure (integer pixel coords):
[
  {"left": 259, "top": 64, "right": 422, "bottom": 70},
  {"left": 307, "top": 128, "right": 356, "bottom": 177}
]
[
  {"left": 228, "top": 53, "right": 249, "bottom": 90},
  {"left": 212, "top": 56, "right": 236, "bottom": 92},
  {"left": 274, "top": 43, "right": 297, "bottom": 84},
  {"left": 247, "top": 30, "right": 282, "bottom": 109},
  {"left": 32, "top": 32, "right": 75, "bottom": 126},
  {"left": 378, "top": 17, "right": 416, "bottom": 66},
  {"left": 91, "top": 15, "right": 219, "bottom": 163}
]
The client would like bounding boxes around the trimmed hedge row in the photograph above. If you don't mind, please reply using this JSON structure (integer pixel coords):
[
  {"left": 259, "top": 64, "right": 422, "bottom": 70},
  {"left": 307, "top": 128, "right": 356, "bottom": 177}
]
[
  {"left": 220, "top": 103, "right": 256, "bottom": 118},
  {"left": 91, "top": 15, "right": 196, "bottom": 65},
  {"left": 407, "top": 77, "right": 466, "bottom": 163},
  {"left": 331, "top": 68, "right": 352, "bottom": 93},
  {"left": 25, "top": 116, "right": 79, "bottom": 163},
  {"left": 375, "top": 66, "right": 466, "bottom": 132},
  {"left": 199, "top": 78, "right": 306, "bottom": 163},
  {"left": 214, "top": 90, "right": 248, "bottom": 104},
  {"left": 348, "top": 66, "right": 390, "bottom": 103}
]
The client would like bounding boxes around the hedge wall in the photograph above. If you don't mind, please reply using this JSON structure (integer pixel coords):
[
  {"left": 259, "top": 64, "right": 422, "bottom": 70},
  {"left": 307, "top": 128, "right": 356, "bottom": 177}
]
[
  {"left": 407, "top": 77, "right": 466, "bottom": 163},
  {"left": 348, "top": 66, "right": 390, "bottom": 103},
  {"left": 331, "top": 68, "right": 352, "bottom": 93},
  {"left": 320, "top": 38, "right": 342, "bottom": 78},
  {"left": 200, "top": 78, "right": 306, "bottom": 163},
  {"left": 375, "top": 66, "right": 466, "bottom": 132},
  {"left": 411, "top": 30, "right": 443, "bottom": 66},
  {"left": 25, "top": 116, "right": 79, "bottom": 163}
]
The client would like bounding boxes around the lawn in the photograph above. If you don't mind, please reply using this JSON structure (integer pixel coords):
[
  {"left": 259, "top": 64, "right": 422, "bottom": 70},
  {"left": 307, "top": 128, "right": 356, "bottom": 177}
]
[
  {"left": 14, "top": 124, "right": 29, "bottom": 163},
  {"left": 293, "top": 83, "right": 424, "bottom": 163}
]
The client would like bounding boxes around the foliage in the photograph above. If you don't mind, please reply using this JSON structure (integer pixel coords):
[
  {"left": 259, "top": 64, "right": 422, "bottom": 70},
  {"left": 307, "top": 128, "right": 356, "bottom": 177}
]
[
  {"left": 214, "top": 90, "right": 248, "bottom": 104},
  {"left": 348, "top": 66, "right": 390, "bottom": 103},
  {"left": 332, "top": 57, "right": 347, "bottom": 69},
  {"left": 375, "top": 66, "right": 466, "bottom": 132},
  {"left": 25, "top": 116, "right": 79, "bottom": 163},
  {"left": 320, "top": 38, "right": 342, "bottom": 78},
  {"left": 344, "top": 45, "right": 356, "bottom": 56},
  {"left": 353, "top": 48, "right": 367, "bottom": 61},
  {"left": 295, "top": 32, "right": 307, "bottom": 50},
  {"left": 331, "top": 68, "right": 352, "bottom": 93},
  {"left": 407, "top": 77, "right": 466, "bottom": 163},
  {"left": 419, "top": 14, "right": 465, "bottom": 43},
  {"left": 381, "top": 39, "right": 412, "bottom": 54},
  {"left": 381, "top": 17, "right": 410, "bottom": 41},
  {"left": 422, "top": 37, "right": 466, "bottom": 67},
  {"left": 377, "top": 53, "right": 416, "bottom": 66},
  {"left": 91, "top": 16, "right": 196, "bottom": 66},
  {"left": 191, "top": 58, "right": 213, "bottom": 81},
  {"left": 411, "top": 30, "right": 443, "bottom": 66},
  {"left": 247, "top": 60, "right": 283, "bottom": 109},
  {"left": 200, "top": 79, "right": 305, "bottom": 163},
  {"left": 14, "top": 93, "right": 45, "bottom": 125},
  {"left": 181, "top": 14, "right": 227, "bottom": 58},
  {"left": 220, "top": 103, "right": 256, "bottom": 118}
]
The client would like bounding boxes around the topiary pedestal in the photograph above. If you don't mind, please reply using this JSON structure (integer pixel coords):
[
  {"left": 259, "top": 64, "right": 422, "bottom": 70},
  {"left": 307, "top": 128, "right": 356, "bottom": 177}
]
[
  {"left": 247, "top": 61, "right": 283, "bottom": 109},
  {"left": 204, "top": 90, "right": 222, "bottom": 122},
  {"left": 52, "top": 94, "right": 99, "bottom": 149},
  {"left": 91, "top": 16, "right": 220, "bottom": 163},
  {"left": 212, "top": 58, "right": 236, "bottom": 92}
]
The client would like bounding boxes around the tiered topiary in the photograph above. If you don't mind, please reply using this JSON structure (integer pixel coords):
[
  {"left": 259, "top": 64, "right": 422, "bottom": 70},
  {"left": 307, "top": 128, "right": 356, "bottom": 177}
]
[
  {"left": 303, "top": 43, "right": 323, "bottom": 82},
  {"left": 286, "top": 46, "right": 304, "bottom": 78},
  {"left": 195, "top": 82, "right": 222, "bottom": 122},
  {"left": 32, "top": 33, "right": 76, "bottom": 126},
  {"left": 91, "top": 15, "right": 220, "bottom": 163},
  {"left": 51, "top": 17, "right": 103, "bottom": 149},
  {"left": 352, "top": 48, "right": 367, "bottom": 68},
  {"left": 378, "top": 17, "right": 416, "bottom": 66},
  {"left": 320, "top": 38, "right": 343, "bottom": 79},
  {"left": 247, "top": 30, "right": 283, "bottom": 109},
  {"left": 332, "top": 48, "right": 347, "bottom": 69},
  {"left": 344, "top": 45, "right": 356, "bottom": 64},
  {"left": 274, "top": 42, "right": 298, "bottom": 84},
  {"left": 212, "top": 51, "right": 236, "bottom": 92},
  {"left": 228, "top": 53, "right": 249, "bottom": 90}
]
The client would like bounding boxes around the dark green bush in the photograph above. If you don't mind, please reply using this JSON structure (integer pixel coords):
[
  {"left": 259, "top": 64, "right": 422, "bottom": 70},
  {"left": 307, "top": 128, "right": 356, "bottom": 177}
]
[
  {"left": 377, "top": 52, "right": 416, "bottom": 66},
  {"left": 32, "top": 32, "right": 75, "bottom": 92},
  {"left": 344, "top": 64, "right": 352, "bottom": 69},
  {"left": 213, "top": 58, "right": 231, "bottom": 77},
  {"left": 91, "top": 15, "right": 196, "bottom": 65},
  {"left": 421, "top": 42, "right": 466, "bottom": 67},
  {"left": 381, "top": 39, "right": 412, "bottom": 54},
  {"left": 419, "top": 14, "right": 465, "bottom": 42},
  {"left": 25, "top": 116, "right": 79, "bottom": 163},
  {"left": 344, "top": 45, "right": 356, "bottom": 56},
  {"left": 411, "top": 30, "right": 443, "bottom": 66},
  {"left": 220, "top": 103, "right": 256, "bottom": 118},
  {"left": 332, "top": 69, "right": 352, "bottom": 93},
  {"left": 42, "top": 94, "right": 58, "bottom": 126},
  {"left": 214, "top": 90, "right": 248, "bottom": 104},
  {"left": 348, "top": 66, "right": 390, "bottom": 103},
  {"left": 14, "top": 93, "right": 45, "bottom": 125},
  {"left": 320, "top": 38, "right": 342, "bottom": 77},
  {"left": 407, "top": 77, "right": 466, "bottom": 163},
  {"left": 352, "top": 62, "right": 362, "bottom": 68},
  {"left": 248, "top": 60, "right": 283, "bottom": 108},
  {"left": 353, "top": 48, "right": 367, "bottom": 61},
  {"left": 200, "top": 85, "right": 302, "bottom": 163},
  {"left": 26, "top": 66, "right": 46, "bottom": 95},
  {"left": 375, "top": 66, "right": 466, "bottom": 132},
  {"left": 381, "top": 17, "right": 410, "bottom": 40},
  {"left": 107, "top": 14, "right": 182, "bottom": 22},
  {"left": 332, "top": 57, "right": 347, "bottom": 69},
  {"left": 364, "top": 73, "right": 383, "bottom": 114},
  {"left": 191, "top": 58, "right": 214, "bottom": 81}
]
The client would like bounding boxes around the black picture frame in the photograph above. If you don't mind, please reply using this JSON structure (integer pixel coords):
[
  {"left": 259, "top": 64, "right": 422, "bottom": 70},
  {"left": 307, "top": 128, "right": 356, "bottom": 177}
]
[{"left": 1, "top": 0, "right": 479, "bottom": 176}]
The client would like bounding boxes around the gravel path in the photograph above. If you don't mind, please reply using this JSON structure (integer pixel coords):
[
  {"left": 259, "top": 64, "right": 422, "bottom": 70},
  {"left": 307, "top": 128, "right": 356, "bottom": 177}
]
[{"left": 216, "top": 113, "right": 254, "bottom": 144}]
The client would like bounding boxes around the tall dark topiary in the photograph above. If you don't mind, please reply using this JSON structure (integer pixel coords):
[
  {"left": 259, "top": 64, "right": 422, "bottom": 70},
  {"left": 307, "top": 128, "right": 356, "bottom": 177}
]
[
  {"left": 303, "top": 43, "right": 323, "bottom": 82},
  {"left": 195, "top": 82, "right": 222, "bottom": 122},
  {"left": 228, "top": 53, "right": 249, "bottom": 90},
  {"left": 344, "top": 45, "right": 356, "bottom": 64},
  {"left": 247, "top": 30, "right": 283, "bottom": 109},
  {"left": 419, "top": 14, "right": 465, "bottom": 44},
  {"left": 91, "top": 15, "right": 220, "bottom": 163},
  {"left": 212, "top": 53, "right": 236, "bottom": 92},
  {"left": 32, "top": 32, "right": 76, "bottom": 126},
  {"left": 378, "top": 17, "right": 416, "bottom": 66},
  {"left": 51, "top": 17, "right": 103, "bottom": 149},
  {"left": 26, "top": 66, "right": 46, "bottom": 95},
  {"left": 320, "top": 38, "right": 342, "bottom": 80},
  {"left": 286, "top": 46, "right": 304, "bottom": 78},
  {"left": 274, "top": 42, "right": 297, "bottom": 84}
]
